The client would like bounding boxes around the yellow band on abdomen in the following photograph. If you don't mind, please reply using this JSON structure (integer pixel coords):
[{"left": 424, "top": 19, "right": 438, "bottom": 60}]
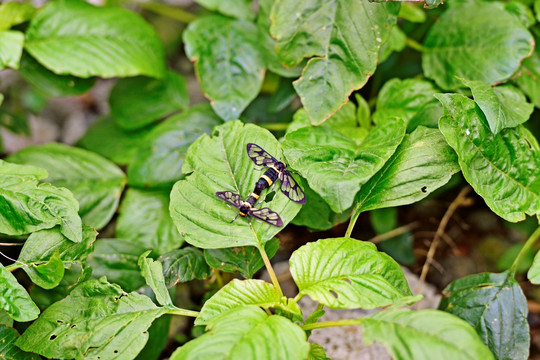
[
  {"left": 261, "top": 174, "right": 273, "bottom": 186},
  {"left": 251, "top": 193, "right": 260, "bottom": 200}
]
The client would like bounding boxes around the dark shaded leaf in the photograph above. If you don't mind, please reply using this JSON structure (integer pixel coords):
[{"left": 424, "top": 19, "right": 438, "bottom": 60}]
[
  {"left": 160, "top": 247, "right": 211, "bottom": 288},
  {"left": 0, "top": 325, "right": 41, "bottom": 360}
]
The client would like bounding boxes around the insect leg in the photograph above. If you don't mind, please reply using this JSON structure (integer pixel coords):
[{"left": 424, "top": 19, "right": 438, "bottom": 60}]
[{"left": 229, "top": 213, "right": 240, "bottom": 223}]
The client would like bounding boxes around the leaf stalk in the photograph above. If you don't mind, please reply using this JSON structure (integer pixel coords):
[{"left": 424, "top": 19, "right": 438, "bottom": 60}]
[
  {"left": 259, "top": 245, "right": 284, "bottom": 297},
  {"left": 510, "top": 226, "right": 540, "bottom": 275}
]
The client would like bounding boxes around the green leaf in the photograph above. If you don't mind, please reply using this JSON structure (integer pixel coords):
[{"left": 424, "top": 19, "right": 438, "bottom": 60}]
[
  {"left": 0, "top": 2, "right": 35, "bottom": 31},
  {"left": 257, "top": 0, "right": 302, "bottom": 78},
  {"left": 22, "top": 250, "right": 65, "bottom": 290},
  {"left": 515, "top": 46, "right": 540, "bottom": 108},
  {"left": 529, "top": 249, "right": 540, "bottom": 284},
  {"left": 128, "top": 103, "right": 222, "bottom": 189},
  {"left": 195, "top": 279, "right": 282, "bottom": 325},
  {"left": 290, "top": 238, "right": 411, "bottom": 309},
  {"left": 308, "top": 343, "right": 329, "bottom": 360},
  {"left": 361, "top": 308, "right": 495, "bottom": 360},
  {"left": 0, "top": 325, "right": 41, "bottom": 360},
  {"left": 16, "top": 278, "right": 167, "bottom": 360},
  {"left": 0, "top": 265, "right": 39, "bottom": 322},
  {"left": 398, "top": 3, "right": 426, "bottom": 23},
  {"left": 18, "top": 53, "right": 95, "bottom": 97},
  {"left": 135, "top": 314, "right": 170, "bottom": 360},
  {"left": 355, "top": 126, "right": 460, "bottom": 213},
  {"left": 461, "top": 80, "right": 534, "bottom": 134},
  {"left": 407, "top": 101, "right": 443, "bottom": 132},
  {"left": 117, "top": 188, "right": 182, "bottom": 255},
  {"left": 283, "top": 118, "right": 405, "bottom": 213},
  {"left": 204, "top": 237, "right": 279, "bottom": 279},
  {"left": 439, "top": 272, "right": 529, "bottom": 360},
  {"left": 19, "top": 225, "right": 96, "bottom": 264},
  {"left": 271, "top": 0, "right": 399, "bottom": 124},
  {"left": 0, "top": 311, "right": 13, "bottom": 327},
  {"left": 505, "top": 1, "right": 536, "bottom": 28},
  {"left": 195, "top": 0, "right": 254, "bottom": 20},
  {"left": 87, "top": 239, "right": 146, "bottom": 292},
  {"left": 110, "top": 70, "right": 189, "bottom": 131},
  {"left": 139, "top": 251, "right": 173, "bottom": 307},
  {"left": 422, "top": 2, "right": 534, "bottom": 90},
  {"left": 378, "top": 26, "right": 407, "bottom": 64},
  {"left": 172, "top": 306, "right": 309, "bottom": 360},
  {"left": 0, "top": 31, "right": 23, "bottom": 70},
  {"left": 0, "top": 160, "right": 82, "bottom": 242},
  {"left": 184, "top": 15, "right": 265, "bottom": 121},
  {"left": 78, "top": 116, "right": 154, "bottom": 166},
  {"left": 8, "top": 143, "right": 126, "bottom": 230},
  {"left": 24, "top": 0, "right": 165, "bottom": 78},
  {"left": 372, "top": 78, "right": 438, "bottom": 125},
  {"left": 437, "top": 93, "right": 540, "bottom": 222},
  {"left": 170, "top": 121, "right": 302, "bottom": 249},
  {"left": 160, "top": 247, "right": 211, "bottom": 288}
]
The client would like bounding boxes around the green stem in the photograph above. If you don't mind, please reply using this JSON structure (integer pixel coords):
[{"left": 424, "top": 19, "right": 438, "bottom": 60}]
[
  {"left": 345, "top": 204, "right": 361, "bottom": 238},
  {"left": 302, "top": 318, "right": 362, "bottom": 331},
  {"left": 166, "top": 308, "right": 200, "bottom": 317},
  {"left": 510, "top": 226, "right": 540, "bottom": 275},
  {"left": 293, "top": 293, "right": 304, "bottom": 303},
  {"left": 405, "top": 37, "right": 426, "bottom": 53},
  {"left": 259, "top": 123, "right": 289, "bottom": 131},
  {"left": 134, "top": 1, "right": 197, "bottom": 23},
  {"left": 259, "top": 246, "right": 283, "bottom": 297}
]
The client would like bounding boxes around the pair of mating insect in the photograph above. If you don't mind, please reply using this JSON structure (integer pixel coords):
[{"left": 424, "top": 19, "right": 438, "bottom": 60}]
[{"left": 216, "top": 143, "right": 306, "bottom": 227}]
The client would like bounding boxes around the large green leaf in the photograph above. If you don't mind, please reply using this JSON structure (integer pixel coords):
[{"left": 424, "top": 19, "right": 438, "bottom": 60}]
[
  {"left": 372, "top": 78, "right": 438, "bottom": 125},
  {"left": 439, "top": 271, "right": 529, "bottom": 360},
  {"left": 21, "top": 251, "right": 65, "bottom": 290},
  {"left": 290, "top": 238, "right": 411, "bottom": 309},
  {"left": 355, "top": 126, "right": 460, "bottom": 213},
  {"left": 283, "top": 118, "right": 405, "bottom": 213},
  {"left": 139, "top": 252, "right": 173, "bottom": 307},
  {"left": 8, "top": 143, "right": 126, "bottom": 230},
  {"left": 117, "top": 188, "right": 182, "bottom": 255},
  {"left": 195, "top": 279, "right": 282, "bottom": 325},
  {"left": 0, "top": 31, "right": 23, "bottom": 70},
  {"left": 169, "top": 121, "right": 302, "bottom": 249},
  {"left": 437, "top": 94, "right": 540, "bottom": 222},
  {"left": 0, "top": 2, "right": 35, "bottom": 31},
  {"left": 86, "top": 239, "right": 146, "bottom": 292},
  {"left": 461, "top": 80, "right": 534, "bottom": 134},
  {"left": 18, "top": 53, "right": 95, "bottom": 97},
  {"left": 195, "top": 0, "right": 254, "bottom": 20},
  {"left": 0, "top": 160, "right": 81, "bottom": 242},
  {"left": 110, "top": 70, "right": 189, "bottom": 131},
  {"left": 183, "top": 15, "right": 265, "bottom": 121},
  {"left": 361, "top": 308, "right": 495, "bottom": 360},
  {"left": 0, "top": 325, "right": 41, "bottom": 360},
  {"left": 270, "top": 0, "right": 399, "bottom": 124},
  {"left": 78, "top": 116, "right": 154, "bottom": 166},
  {"left": 422, "top": 2, "right": 534, "bottom": 90},
  {"left": 515, "top": 46, "right": 540, "bottom": 108},
  {"left": 128, "top": 104, "right": 222, "bottom": 189},
  {"left": 171, "top": 306, "right": 309, "bottom": 360},
  {"left": 160, "top": 247, "right": 211, "bottom": 288},
  {"left": 24, "top": 0, "right": 165, "bottom": 78},
  {"left": 204, "top": 237, "right": 279, "bottom": 279},
  {"left": 16, "top": 278, "right": 167, "bottom": 360},
  {"left": 0, "top": 265, "right": 39, "bottom": 322}
]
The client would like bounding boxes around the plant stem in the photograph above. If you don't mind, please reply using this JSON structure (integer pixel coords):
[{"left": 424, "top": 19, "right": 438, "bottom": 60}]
[
  {"left": 259, "top": 245, "right": 283, "bottom": 297},
  {"left": 166, "top": 308, "right": 200, "bottom": 317},
  {"left": 345, "top": 204, "right": 361, "bottom": 238},
  {"left": 406, "top": 37, "right": 426, "bottom": 52},
  {"left": 135, "top": 1, "right": 197, "bottom": 23},
  {"left": 259, "top": 123, "right": 290, "bottom": 131},
  {"left": 510, "top": 226, "right": 540, "bottom": 275},
  {"left": 302, "top": 318, "right": 362, "bottom": 331},
  {"left": 369, "top": 222, "right": 419, "bottom": 244},
  {"left": 0, "top": 242, "right": 24, "bottom": 246}
]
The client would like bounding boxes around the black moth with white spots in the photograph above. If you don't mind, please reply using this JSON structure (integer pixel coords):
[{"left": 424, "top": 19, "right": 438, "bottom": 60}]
[
  {"left": 246, "top": 143, "right": 306, "bottom": 204},
  {"left": 216, "top": 191, "right": 283, "bottom": 227}
]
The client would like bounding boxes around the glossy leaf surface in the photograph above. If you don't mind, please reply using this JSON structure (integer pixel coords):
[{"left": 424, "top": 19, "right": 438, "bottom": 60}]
[
  {"left": 0, "top": 265, "right": 39, "bottom": 322},
  {"left": 0, "top": 325, "right": 40, "bottom": 360}
]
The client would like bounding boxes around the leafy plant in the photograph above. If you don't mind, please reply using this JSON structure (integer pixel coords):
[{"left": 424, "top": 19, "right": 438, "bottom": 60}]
[{"left": 0, "top": 0, "right": 539, "bottom": 359}]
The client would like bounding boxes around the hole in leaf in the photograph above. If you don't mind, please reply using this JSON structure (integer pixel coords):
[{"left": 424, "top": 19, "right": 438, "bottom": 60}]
[
  {"left": 264, "top": 191, "right": 276, "bottom": 202},
  {"left": 525, "top": 138, "right": 533, "bottom": 149},
  {"left": 114, "top": 350, "right": 119, "bottom": 354},
  {"left": 421, "top": 186, "right": 427, "bottom": 193},
  {"left": 56, "top": 320, "right": 63, "bottom": 323},
  {"left": 329, "top": 290, "right": 338, "bottom": 299},
  {"left": 70, "top": 324, "right": 77, "bottom": 329},
  {"left": 49, "top": 334, "right": 57, "bottom": 340},
  {"left": 344, "top": 278, "right": 352, "bottom": 285},
  {"left": 213, "top": 130, "right": 220, "bottom": 137}
]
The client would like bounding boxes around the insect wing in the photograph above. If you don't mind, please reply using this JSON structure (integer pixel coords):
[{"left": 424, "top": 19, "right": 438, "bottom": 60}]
[
  {"left": 246, "top": 143, "right": 278, "bottom": 167},
  {"left": 248, "top": 207, "right": 283, "bottom": 227},
  {"left": 279, "top": 171, "right": 306, "bottom": 204},
  {"left": 216, "top": 191, "right": 242, "bottom": 209}
]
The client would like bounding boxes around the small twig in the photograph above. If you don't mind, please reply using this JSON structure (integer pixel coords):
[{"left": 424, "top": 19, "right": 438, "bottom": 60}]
[
  {"left": 416, "top": 186, "right": 472, "bottom": 294},
  {"left": 369, "top": 222, "right": 419, "bottom": 244},
  {"left": 0, "top": 242, "right": 24, "bottom": 246}
]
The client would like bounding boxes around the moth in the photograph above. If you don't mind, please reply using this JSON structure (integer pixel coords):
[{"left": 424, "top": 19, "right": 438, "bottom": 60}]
[
  {"left": 246, "top": 143, "right": 306, "bottom": 204},
  {"left": 216, "top": 191, "right": 283, "bottom": 227}
]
